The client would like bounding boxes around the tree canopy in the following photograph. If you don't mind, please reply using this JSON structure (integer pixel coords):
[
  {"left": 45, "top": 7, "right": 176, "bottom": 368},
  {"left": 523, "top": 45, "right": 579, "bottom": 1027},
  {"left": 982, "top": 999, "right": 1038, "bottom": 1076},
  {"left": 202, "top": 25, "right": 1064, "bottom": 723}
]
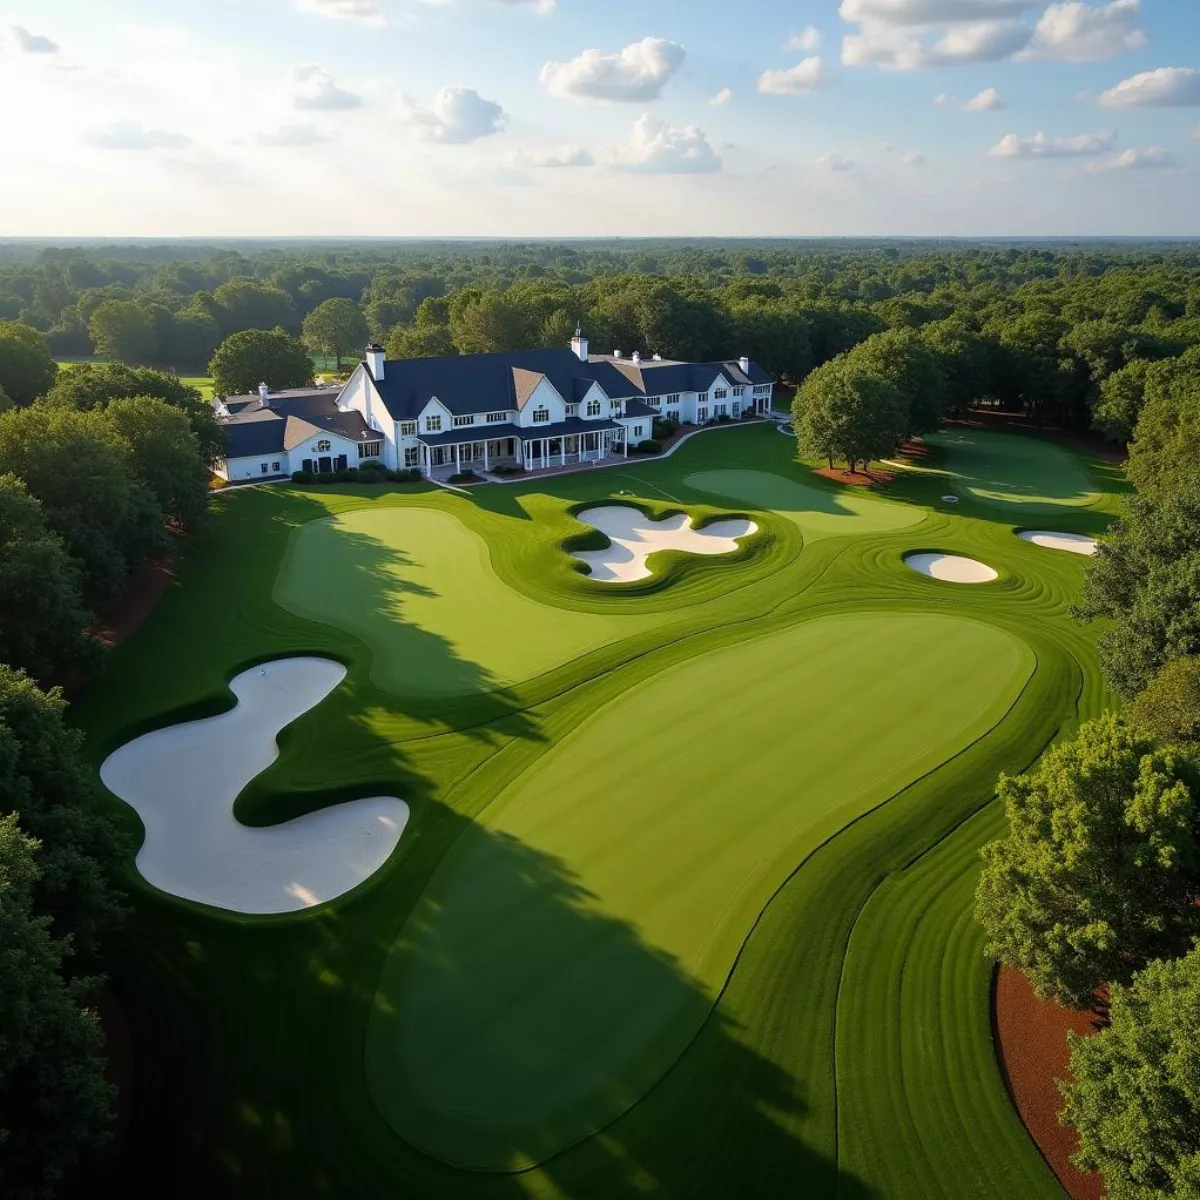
[
  {"left": 208, "top": 327, "right": 314, "bottom": 397},
  {"left": 301, "top": 298, "right": 368, "bottom": 369},
  {"left": 975, "top": 713, "right": 1200, "bottom": 1008},
  {"left": 1061, "top": 944, "right": 1200, "bottom": 1200},
  {"left": 1131, "top": 656, "right": 1200, "bottom": 756},
  {"left": 0, "top": 321, "right": 57, "bottom": 405}
]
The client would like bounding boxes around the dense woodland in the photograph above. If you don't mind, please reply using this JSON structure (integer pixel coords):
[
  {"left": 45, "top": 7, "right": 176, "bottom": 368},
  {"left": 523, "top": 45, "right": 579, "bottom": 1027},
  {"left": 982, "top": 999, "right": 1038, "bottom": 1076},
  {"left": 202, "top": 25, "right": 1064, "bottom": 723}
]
[{"left": 0, "top": 240, "right": 1199, "bottom": 1197}]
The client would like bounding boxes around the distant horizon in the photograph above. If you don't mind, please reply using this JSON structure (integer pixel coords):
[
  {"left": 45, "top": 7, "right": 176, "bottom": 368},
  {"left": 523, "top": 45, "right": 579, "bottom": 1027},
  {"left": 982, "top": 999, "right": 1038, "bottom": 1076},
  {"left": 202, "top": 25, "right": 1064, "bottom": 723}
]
[{"left": 5, "top": 233, "right": 1200, "bottom": 244}]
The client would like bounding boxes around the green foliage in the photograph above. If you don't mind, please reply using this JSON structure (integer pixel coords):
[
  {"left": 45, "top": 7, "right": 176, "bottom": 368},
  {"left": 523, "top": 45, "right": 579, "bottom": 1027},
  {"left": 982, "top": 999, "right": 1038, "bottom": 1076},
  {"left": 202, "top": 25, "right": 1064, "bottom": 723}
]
[
  {"left": 0, "top": 475, "right": 93, "bottom": 679},
  {"left": 88, "top": 299, "right": 159, "bottom": 365},
  {"left": 0, "top": 320, "right": 57, "bottom": 405},
  {"left": 0, "top": 404, "right": 169, "bottom": 604},
  {"left": 635, "top": 438, "right": 662, "bottom": 454},
  {"left": 1132, "top": 656, "right": 1200, "bottom": 755},
  {"left": 211, "top": 279, "right": 298, "bottom": 336},
  {"left": 0, "top": 665, "right": 127, "bottom": 958},
  {"left": 1061, "top": 945, "right": 1200, "bottom": 1199},
  {"left": 301, "top": 298, "right": 368, "bottom": 369},
  {"left": 975, "top": 714, "right": 1200, "bottom": 1008},
  {"left": 792, "top": 360, "right": 909, "bottom": 471},
  {"left": 919, "top": 319, "right": 991, "bottom": 415},
  {"left": 42, "top": 362, "right": 225, "bottom": 465},
  {"left": 165, "top": 306, "right": 221, "bottom": 368},
  {"left": 1126, "top": 346, "right": 1200, "bottom": 499},
  {"left": 1094, "top": 358, "right": 1153, "bottom": 443},
  {"left": 843, "top": 326, "right": 950, "bottom": 436},
  {"left": 1077, "top": 484, "right": 1200, "bottom": 698},
  {"left": 0, "top": 813, "right": 115, "bottom": 1200},
  {"left": 208, "top": 327, "right": 314, "bottom": 397},
  {"left": 384, "top": 321, "right": 457, "bottom": 360}
]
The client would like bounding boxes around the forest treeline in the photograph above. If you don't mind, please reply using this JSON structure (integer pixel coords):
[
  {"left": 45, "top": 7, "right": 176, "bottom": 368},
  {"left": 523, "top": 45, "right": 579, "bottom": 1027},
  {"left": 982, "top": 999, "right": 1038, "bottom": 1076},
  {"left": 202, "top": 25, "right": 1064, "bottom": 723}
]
[{"left": 3, "top": 241, "right": 1200, "bottom": 439}]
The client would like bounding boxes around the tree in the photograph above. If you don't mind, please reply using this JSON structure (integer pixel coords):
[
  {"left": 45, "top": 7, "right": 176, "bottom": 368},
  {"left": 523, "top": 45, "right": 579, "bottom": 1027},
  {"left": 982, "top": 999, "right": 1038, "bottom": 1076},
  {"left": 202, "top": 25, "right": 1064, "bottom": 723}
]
[
  {"left": 0, "top": 320, "right": 57, "bottom": 405},
  {"left": 301, "top": 298, "right": 368, "bottom": 370},
  {"left": 1132, "top": 657, "right": 1200, "bottom": 755},
  {"left": 211, "top": 279, "right": 298, "bottom": 336},
  {"left": 1094, "top": 358, "right": 1152, "bottom": 443},
  {"left": 1060, "top": 945, "right": 1200, "bottom": 1200},
  {"left": 384, "top": 321, "right": 457, "bottom": 361},
  {"left": 105, "top": 396, "right": 210, "bottom": 530},
  {"left": 0, "top": 813, "right": 115, "bottom": 1200},
  {"left": 41, "top": 362, "right": 224, "bottom": 465},
  {"left": 0, "top": 475, "right": 94, "bottom": 679},
  {"left": 208, "top": 327, "right": 313, "bottom": 397},
  {"left": 0, "top": 666, "right": 127, "bottom": 958},
  {"left": 792, "top": 361, "right": 909, "bottom": 473},
  {"left": 919, "top": 320, "right": 991, "bottom": 416},
  {"left": 449, "top": 291, "right": 532, "bottom": 355},
  {"left": 0, "top": 405, "right": 169, "bottom": 604},
  {"left": 87, "top": 299, "right": 159, "bottom": 364},
  {"left": 1076, "top": 484, "right": 1200, "bottom": 698},
  {"left": 1125, "top": 347, "right": 1200, "bottom": 499},
  {"left": 843, "top": 327, "right": 949, "bottom": 436},
  {"left": 165, "top": 306, "right": 221, "bottom": 368},
  {"left": 975, "top": 714, "right": 1200, "bottom": 1008}
]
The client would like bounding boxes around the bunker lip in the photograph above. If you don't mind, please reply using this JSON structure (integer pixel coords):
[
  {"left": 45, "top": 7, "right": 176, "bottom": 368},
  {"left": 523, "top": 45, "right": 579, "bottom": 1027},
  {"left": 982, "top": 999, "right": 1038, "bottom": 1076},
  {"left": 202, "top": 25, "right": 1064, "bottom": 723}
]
[
  {"left": 571, "top": 504, "right": 757, "bottom": 583},
  {"left": 903, "top": 551, "right": 999, "bottom": 584},
  {"left": 1018, "top": 530, "right": 1098, "bottom": 557},
  {"left": 99, "top": 656, "right": 408, "bottom": 915}
]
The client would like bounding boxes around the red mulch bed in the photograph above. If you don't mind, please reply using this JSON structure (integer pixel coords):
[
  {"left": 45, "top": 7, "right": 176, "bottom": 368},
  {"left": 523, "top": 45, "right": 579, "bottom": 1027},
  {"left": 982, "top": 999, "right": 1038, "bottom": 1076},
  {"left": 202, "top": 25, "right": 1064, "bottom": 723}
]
[
  {"left": 994, "top": 966, "right": 1106, "bottom": 1200},
  {"left": 813, "top": 465, "right": 897, "bottom": 488}
]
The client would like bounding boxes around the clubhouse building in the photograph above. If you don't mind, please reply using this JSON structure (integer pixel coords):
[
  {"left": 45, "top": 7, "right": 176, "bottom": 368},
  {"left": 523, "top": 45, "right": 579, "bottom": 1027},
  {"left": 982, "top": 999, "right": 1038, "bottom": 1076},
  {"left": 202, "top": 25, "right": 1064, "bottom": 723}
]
[{"left": 213, "top": 330, "right": 775, "bottom": 483}]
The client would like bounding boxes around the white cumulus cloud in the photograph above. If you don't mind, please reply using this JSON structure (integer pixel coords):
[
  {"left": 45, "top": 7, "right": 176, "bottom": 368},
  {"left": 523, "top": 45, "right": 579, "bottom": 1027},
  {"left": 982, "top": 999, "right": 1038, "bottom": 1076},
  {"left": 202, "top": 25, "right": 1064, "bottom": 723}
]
[
  {"left": 292, "top": 65, "right": 363, "bottom": 111},
  {"left": 604, "top": 114, "right": 721, "bottom": 173},
  {"left": 758, "top": 56, "right": 835, "bottom": 95},
  {"left": 11, "top": 25, "right": 59, "bottom": 53},
  {"left": 965, "top": 86, "right": 1005, "bottom": 110},
  {"left": 842, "top": 19, "right": 1032, "bottom": 68},
  {"left": 397, "top": 86, "right": 507, "bottom": 143},
  {"left": 513, "top": 144, "right": 593, "bottom": 167},
  {"left": 903, "top": 150, "right": 927, "bottom": 165},
  {"left": 786, "top": 26, "right": 822, "bottom": 51},
  {"left": 1087, "top": 145, "right": 1175, "bottom": 171},
  {"left": 296, "top": 0, "right": 387, "bottom": 24},
  {"left": 84, "top": 120, "right": 192, "bottom": 150},
  {"left": 1020, "top": 0, "right": 1146, "bottom": 62},
  {"left": 541, "top": 37, "right": 685, "bottom": 102},
  {"left": 988, "top": 129, "right": 1116, "bottom": 157},
  {"left": 815, "top": 152, "right": 857, "bottom": 171},
  {"left": 838, "top": 0, "right": 1038, "bottom": 22},
  {"left": 1099, "top": 67, "right": 1200, "bottom": 107},
  {"left": 709, "top": 87, "right": 732, "bottom": 106}
]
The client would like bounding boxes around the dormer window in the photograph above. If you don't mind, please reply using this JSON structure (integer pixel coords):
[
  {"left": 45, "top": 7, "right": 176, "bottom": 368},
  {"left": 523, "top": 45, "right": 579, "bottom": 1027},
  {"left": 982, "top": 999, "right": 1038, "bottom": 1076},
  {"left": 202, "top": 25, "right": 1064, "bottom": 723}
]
[
  {"left": 532, "top": 406, "right": 550, "bottom": 424},
  {"left": 586, "top": 399, "right": 601, "bottom": 417},
  {"left": 426, "top": 415, "right": 442, "bottom": 432},
  {"left": 316, "top": 439, "right": 331, "bottom": 452}
]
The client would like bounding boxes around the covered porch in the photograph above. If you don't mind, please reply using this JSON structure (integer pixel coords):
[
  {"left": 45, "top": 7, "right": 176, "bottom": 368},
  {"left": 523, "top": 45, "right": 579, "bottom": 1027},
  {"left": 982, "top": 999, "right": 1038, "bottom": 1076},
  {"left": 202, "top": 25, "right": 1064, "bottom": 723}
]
[{"left": 416, "top": 418, "right": 627, "bottom": 480}]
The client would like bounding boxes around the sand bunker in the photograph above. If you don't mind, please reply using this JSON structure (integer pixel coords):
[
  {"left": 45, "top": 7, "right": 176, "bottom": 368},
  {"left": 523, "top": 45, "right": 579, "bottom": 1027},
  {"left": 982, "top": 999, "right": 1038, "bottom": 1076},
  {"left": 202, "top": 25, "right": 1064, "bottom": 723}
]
[
  {"left": 100, "top": 657, "right": 408, "bottom": 914},
  {"left": 1018, "top": 530, "right": 1097, "bottom": 557},
  {"left": 904, "top": 552, "right": 998, "bottom": 584},
  {"left": 572, "top": 505, "right": 757, "bottom": 583}
]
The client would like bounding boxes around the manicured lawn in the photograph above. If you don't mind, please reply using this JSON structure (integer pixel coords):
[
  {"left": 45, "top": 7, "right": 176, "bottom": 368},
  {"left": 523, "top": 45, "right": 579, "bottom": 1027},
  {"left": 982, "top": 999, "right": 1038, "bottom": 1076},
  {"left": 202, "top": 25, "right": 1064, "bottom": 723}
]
[
  {"left": 70, "top": 419, "right": 1119, "bottom": 1200},
  {"left": 685, "top": 467, "right": 926, "bottom": 539},
  {"left": 370, "top": 612, "right": 1032, "bottom": 1170},
  {"left": 927, "top": 427, "right": 1102, "bottom": 513}
]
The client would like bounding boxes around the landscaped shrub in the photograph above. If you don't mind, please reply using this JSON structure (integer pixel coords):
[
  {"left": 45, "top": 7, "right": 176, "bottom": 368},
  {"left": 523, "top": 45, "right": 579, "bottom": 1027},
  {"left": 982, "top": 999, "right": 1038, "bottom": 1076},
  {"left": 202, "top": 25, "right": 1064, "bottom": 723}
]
[
  {"left": 356, "top": 462, "right": 387, "bottom": 483},
  {"left": 717, "top": 412, "right": 732, "bottom": 423},
  {"left": 635, "top": 439, "right": 662, "bottom": 455},
  {"left": 492, "top": 463, "right": 525, "bottom": 476},
  {"left": 291, "top": 470, "right": 314, "bottom": 484},
  {"left": 652, "top": 417, "right": 679, "bottom": 440},
  {"left": 448, "top": 471, "right": 481, "bottom": 484},
  {"left": 384, "top": 468, "right": 424, "bottom": 483},
  {"left": 334, "top": 467, "right": 359, "bottom": 483}
]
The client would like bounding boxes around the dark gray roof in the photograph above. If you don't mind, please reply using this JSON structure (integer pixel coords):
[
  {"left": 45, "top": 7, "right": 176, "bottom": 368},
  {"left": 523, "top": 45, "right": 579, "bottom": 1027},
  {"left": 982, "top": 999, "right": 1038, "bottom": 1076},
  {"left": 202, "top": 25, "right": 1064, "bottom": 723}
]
[
  {"left": 416, "top": 417, "right": 622, "bottom": 447},
  {"left": 222, "top": 420, "right": 287, "bottom": 459},
  {"left": 623, "top": 398, "right": 657, "bottom": 418},
  {"left": 368, "top": 348, "right": 772, "bottom": 421},
  {"left": 218, "top": 392, "right": 371, "bottom": 460}
]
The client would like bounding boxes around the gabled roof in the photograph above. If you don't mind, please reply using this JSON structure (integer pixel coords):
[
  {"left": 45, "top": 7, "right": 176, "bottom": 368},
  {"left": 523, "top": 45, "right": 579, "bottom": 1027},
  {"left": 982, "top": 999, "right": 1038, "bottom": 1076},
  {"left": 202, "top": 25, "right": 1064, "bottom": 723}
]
[
  {"left": 511, "top": 368, "right": 547, "bottom": 410},
  {"left": 218, "top": 391, "right": 371, "bottom": 460}
]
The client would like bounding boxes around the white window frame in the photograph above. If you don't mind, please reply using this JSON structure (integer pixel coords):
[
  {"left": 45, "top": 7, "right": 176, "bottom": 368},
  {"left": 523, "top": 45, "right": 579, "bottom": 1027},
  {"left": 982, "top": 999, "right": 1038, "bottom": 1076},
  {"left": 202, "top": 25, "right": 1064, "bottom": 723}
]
[
  {"left": 633, "top": 424, "right": 644, "bottom": 439},
  {"left": 260, "top": 462, "right": 269, "bottom": 474},
  {"left": 697, "top": 405, "right": 708, "bottom": 422},
  {"left": 316, "top": 439, "right": 332, "bottom": 452},
  {"left": 486, "top": 411, "right": 507, "bottom": 423},
  {"left": 359, "top": 441, "right": 382, "bottom": 459},
  {"left": 666, "top": 393, "right": 680, "bottom": 402},
  {"left": 272, "top": 460, "right": 280, "bottom": 472},
  {"left": 452, "top": 415, "right": 474, "bottom": 428},
  {"left": 400, "top": 420, "right": 417, "bottom": 436},
  {"left": 425, "top": 415, "right": 442, "bottom": 433},
  {"left": 714, "top": 388, "right": 728, "bottom": 400},
  {"left": 532, "top": 406, "right": 550, "bottom": 424},
  {"left": 586, "top": 399, "right": 601, "bottom": 418},
  {"left": 404, "top": 446, "right": 420, "bottom": 467},
  {"left": 733, "top": 387, "right": 745, "bottom": 397},
  {"left": 714, "top": 403, "right": 728, "bottom": 417}
]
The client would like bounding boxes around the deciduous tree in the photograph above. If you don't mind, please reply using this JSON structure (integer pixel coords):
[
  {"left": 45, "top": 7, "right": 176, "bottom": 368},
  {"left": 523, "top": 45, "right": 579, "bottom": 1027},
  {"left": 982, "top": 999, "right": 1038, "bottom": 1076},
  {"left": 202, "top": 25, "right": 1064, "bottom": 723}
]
[
  {"left": 87, "top": 299, "right": 159, "bottom": 365},
  {"left": 208, "top": 327, "right": 313, "bottom": 397},
  {"left": 1132, "top": 656, "right": 1200, "bottom": 756},
  {"left": 301, "top": 297, "right": 368, "bottom": 369},
  {"left": 975, "top": 714, "right": 1200, "bottom": 1008},
  {"left": 0, "top": 320, "right": 57, "bottom": 405},
  {"left": 792, "top": 361, "right": 909, "bottom": 472}
]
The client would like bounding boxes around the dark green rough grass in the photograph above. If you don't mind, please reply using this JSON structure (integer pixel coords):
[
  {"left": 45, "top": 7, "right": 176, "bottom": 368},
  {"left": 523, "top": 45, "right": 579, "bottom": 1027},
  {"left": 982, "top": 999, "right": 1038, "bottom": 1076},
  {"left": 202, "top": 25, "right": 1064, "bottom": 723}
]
[{"left": 75, "top": 421, "right": 1116, "bottom": 1200}]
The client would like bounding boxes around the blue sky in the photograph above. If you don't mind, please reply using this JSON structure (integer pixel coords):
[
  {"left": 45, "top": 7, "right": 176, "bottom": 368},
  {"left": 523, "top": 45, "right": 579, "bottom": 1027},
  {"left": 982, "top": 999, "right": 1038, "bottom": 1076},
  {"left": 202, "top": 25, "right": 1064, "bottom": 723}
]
[{"left": 3, "top": 0, "right": 1199, "bottom": 235}]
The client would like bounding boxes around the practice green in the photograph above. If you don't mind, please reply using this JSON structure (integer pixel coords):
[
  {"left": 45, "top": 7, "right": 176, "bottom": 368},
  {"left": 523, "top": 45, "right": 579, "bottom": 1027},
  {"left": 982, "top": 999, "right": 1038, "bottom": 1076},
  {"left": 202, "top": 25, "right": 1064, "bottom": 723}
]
[
  {"left": 274, "top": 507, "right": 661, "bottom": 696},
  {"left": 685, "top": 468, "right": 925, "bottom": 539},
  {"left": 368, "top": 612, "right": 1033, "bottom": 1170},
  {"left": 927, "top": 428, "right": 1100, "bottom": 513}
]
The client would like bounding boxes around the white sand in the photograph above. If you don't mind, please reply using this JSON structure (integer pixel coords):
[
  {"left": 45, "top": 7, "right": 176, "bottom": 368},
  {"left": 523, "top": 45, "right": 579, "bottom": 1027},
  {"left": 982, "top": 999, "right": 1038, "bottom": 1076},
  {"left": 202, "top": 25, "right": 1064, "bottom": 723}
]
[
  {"left": 1018, "top": 530, "right": 1097, "bottom": 556},
  {"left": 572, "top": 505, "right": 758, "bottom": 583},
  {"left": 904, "top": 552, "right": 999, "bottom": 584},
  {"left": 100, "top": 657, "right": 408, "bottom": 915}
]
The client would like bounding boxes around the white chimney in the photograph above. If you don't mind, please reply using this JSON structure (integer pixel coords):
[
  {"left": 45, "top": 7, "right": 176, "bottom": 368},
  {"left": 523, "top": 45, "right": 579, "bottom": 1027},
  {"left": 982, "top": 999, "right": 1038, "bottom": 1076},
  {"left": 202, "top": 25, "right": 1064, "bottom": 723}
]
[
  {"left": 258, "top": 382, "right": 270, "bottom": 407},
  {"left": 570, "top": 325, "right": 589, "bottom": 363},
  {"left": 613, "top": 349, "right": 623, "bottom": 359},
  {"left": 739, "top": 356, "right": 751, "bottom": 375},
  {"left": 365, "top": 343, "right": 386, "bottom": 382},
  {"left": 632, "top": 350, "right": 642, "bottom": 365}
]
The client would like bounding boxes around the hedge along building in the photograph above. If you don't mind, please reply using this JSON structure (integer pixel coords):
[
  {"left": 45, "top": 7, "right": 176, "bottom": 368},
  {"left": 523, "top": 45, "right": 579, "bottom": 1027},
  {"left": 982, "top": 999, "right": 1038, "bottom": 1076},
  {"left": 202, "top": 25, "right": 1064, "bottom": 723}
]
[{"left": 212, "top": 330, "right": 775, "bottom": 481}]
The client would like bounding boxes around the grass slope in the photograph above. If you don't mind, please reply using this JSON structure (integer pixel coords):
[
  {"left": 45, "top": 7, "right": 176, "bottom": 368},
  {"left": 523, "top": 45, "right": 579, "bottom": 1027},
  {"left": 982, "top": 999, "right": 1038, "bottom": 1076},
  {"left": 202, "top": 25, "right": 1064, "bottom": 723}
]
[{"left": 73, "top": 420, "right": 1120, "bottom": 1200}]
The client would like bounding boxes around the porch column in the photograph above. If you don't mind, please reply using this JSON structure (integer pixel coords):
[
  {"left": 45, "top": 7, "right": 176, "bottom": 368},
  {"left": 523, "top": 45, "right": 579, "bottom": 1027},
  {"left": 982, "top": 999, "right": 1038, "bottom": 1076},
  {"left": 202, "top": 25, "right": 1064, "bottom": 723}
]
[
  {"left": 560, "top": 439, "right": 566, "bottom": 467},
  {"left": 623, "top": 427, "right": 629, "bottom": 457},
  {"left": 454, "top": 442, "right": 461, "bottom": 472},
  {"left": 483, "top": 440, "right": 490, "bottom": 471}
]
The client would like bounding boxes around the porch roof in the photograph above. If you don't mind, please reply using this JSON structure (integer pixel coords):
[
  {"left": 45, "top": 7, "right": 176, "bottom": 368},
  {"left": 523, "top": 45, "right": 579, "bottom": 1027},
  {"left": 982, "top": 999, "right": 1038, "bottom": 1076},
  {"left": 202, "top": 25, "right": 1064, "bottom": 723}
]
[
  {"left": 516, "top": 417, "right": 624, "bottom": 443},
  {"left": 416, "top": 418, "right": 623, "bottom": 447}
]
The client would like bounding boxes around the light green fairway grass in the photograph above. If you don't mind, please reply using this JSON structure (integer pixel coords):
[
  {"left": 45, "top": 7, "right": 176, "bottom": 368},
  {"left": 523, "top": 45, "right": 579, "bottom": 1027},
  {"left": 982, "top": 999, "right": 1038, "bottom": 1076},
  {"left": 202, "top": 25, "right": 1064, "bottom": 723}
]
[
  {"left": 273, "top": 507, "right": 662, "bottom": 696},
  {"left": 685, "top": 467, "right": 926, "bottom": 540},
  {"left": 368, "top": 611, "right": 1034, "bottom": 1170},
  {"left": 927, "top": 427, "right": 1101, "bottom": 513}
]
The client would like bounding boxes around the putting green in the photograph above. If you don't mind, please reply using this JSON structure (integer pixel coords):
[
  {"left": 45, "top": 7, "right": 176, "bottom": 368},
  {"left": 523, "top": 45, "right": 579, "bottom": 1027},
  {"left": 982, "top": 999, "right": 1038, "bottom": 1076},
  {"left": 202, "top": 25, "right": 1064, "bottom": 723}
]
[
  {"left": 274, "top": 507, "right": 661, "bottom": 696},
  {"left": 685, "top": 468, "right": 925, "bottom": 539},
  {"left": 927, "top": 428, "right": 1101, "bottom": 513},
  {"left": 368, "top": 612, "right": 1034, "bottom": 1170}
]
